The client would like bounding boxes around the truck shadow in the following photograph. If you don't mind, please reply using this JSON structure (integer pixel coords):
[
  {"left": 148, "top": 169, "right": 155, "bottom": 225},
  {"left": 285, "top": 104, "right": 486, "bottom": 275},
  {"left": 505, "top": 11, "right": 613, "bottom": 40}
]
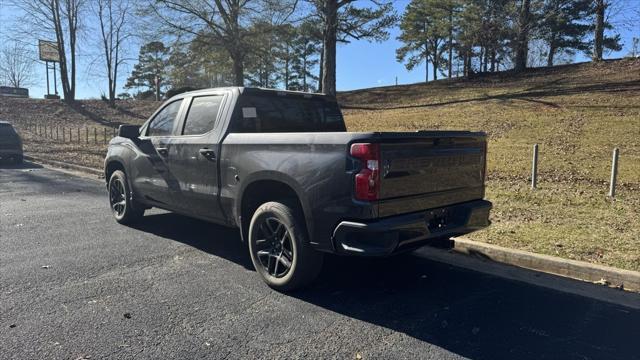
[
  {"left": 0, "top": 161, "right": 43, "bottom": 170},
  {"left": 137, "top": 212, "right": 640, "bottom": 360}
]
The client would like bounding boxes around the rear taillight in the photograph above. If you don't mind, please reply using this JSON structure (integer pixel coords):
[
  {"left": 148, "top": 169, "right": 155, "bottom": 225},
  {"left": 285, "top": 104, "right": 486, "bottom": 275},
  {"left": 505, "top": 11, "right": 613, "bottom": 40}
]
[{"left": 350, "top": 143, "right": 380, "bottom": 201}]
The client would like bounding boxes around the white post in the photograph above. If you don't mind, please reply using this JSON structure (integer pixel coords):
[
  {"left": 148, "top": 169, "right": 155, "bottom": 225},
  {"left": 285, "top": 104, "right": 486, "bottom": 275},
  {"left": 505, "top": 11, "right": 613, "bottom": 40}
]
[
  {"left": 531, "top": 144, "right": 539, "bottom": 189},
  {"left": 609, "top": 148, "right": 619, "bottom": 198}
]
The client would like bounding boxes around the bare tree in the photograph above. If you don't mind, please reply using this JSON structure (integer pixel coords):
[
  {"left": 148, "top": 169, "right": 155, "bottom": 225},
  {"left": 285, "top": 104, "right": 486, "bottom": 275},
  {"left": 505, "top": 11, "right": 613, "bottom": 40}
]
[
  {"left": 146, "top": 0, "right": 298, "bottom": 86},
  {"left": 0, "top": 42, "right": 36, "bottom": 88},
  {"left": 15, "top": 0, "right": 86, "bottom": 103},
  {"left": 93, "top": 0, "right": 132, "bottom": 107}
]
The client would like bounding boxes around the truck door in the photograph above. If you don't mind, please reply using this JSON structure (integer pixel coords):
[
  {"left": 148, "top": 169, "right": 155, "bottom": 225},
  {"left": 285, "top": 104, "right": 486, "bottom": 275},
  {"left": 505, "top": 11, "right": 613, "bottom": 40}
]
[
  {"left": 166, "top": 94, "right": 227, "bottom": 223},
  {"left": 131, "top": 99, "right": 185, "bottom": 208}
]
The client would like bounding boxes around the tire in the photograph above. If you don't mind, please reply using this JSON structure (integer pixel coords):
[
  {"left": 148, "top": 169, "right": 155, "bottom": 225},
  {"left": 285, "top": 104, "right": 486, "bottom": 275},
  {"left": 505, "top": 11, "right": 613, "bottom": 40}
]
[
  {"left": 248, "top": 200, "right": 323, "bottom": 291},
  {"left": 108, "top": 170, "right": 144, "bottom": 224}
]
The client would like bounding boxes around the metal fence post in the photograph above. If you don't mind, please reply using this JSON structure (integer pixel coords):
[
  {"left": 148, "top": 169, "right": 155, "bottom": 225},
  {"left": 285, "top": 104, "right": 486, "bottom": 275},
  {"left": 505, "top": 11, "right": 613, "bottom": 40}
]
[
  {"left": 86, "top": 128, "right": 89, "bottom": 143},
  {"left": 62, "top": 127, "right": 65, "bottom": 142},
  {"left": 77, "top": 128, "right": 80, "bottom": 143},
  {"left": 609, "top": 148, "right": 619, "bottom": 198},
  {"left": 531, "top": 144, "right": 539, "bottom": 189},
  {"left": 94, "top": 128, "right": 97, "bottom": 143}
]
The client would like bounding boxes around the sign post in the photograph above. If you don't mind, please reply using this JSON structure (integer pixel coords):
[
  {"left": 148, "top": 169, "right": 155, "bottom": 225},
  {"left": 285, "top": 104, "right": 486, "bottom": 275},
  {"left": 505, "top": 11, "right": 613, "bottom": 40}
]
[{"left": 39, "top": 40, "right": 61, "bottom": 99}]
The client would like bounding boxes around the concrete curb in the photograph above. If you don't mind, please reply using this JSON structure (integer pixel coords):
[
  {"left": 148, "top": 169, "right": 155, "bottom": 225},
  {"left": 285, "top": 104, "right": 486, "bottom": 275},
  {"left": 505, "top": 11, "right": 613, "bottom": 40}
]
[
  {"left": 24, "top": 155, "right": 103, "bottom": 177},
  {"left": 452, "top": 237, "right": 640, "bottom": 292},
  {"left": 416, "top": 245, "right": 640, "bottom": 310}
]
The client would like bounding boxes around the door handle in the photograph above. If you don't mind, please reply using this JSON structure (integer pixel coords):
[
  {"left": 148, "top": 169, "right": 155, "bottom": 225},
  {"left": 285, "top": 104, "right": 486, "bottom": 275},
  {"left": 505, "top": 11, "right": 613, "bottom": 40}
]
[
  {"left": 156, "top": 147, "right": 169, "bottom": 156},
  {"left": 199, "top": 148, "right": 216, "bottom": 161}
]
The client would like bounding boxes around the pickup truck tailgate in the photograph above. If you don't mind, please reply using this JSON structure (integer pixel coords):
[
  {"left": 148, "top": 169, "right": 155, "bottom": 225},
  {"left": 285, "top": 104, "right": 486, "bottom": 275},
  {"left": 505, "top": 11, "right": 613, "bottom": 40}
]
[{"left": 377, "top": 133, "right": 486, "bottom": 217}]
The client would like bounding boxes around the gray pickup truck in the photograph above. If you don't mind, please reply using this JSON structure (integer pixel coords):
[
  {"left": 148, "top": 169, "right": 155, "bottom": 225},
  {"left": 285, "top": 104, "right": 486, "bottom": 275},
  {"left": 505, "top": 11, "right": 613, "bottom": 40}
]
[{"left": 105, "top": 87, "right": 491, "bottom": 290}]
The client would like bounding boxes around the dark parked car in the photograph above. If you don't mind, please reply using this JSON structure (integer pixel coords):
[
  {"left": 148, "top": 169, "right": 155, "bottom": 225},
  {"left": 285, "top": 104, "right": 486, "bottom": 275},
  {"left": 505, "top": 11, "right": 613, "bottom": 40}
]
[
  {"left": 104, "top": 87, "right": 492, "bottom": 290},
  {"left": 0, "top": 121, "right": 23, "bottom": 164}
]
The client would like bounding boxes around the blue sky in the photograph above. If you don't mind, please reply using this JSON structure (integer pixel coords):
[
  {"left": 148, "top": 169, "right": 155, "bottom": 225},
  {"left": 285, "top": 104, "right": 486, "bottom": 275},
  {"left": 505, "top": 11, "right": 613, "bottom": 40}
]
[{"left": 1, "top": 0, "right": 638, "bottom": 99}]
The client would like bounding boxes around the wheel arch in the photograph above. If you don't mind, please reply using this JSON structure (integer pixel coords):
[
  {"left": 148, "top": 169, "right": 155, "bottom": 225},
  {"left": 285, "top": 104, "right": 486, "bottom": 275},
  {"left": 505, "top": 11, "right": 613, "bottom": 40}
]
[
  {"left": 237, "top": 175, "right": 312, "bottom": 244},
  {"left": 105, "top": 159, "right": 126, "bottom": 184}
]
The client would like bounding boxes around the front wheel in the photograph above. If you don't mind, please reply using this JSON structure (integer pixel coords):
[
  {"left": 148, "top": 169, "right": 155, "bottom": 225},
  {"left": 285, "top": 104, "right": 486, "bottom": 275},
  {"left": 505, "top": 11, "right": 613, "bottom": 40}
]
[
  {"left": 248, "top": 201, "right": 323, "bottom": 291},
  {"left": 108, "top": 170, "right": 144, "bottom": 224}
]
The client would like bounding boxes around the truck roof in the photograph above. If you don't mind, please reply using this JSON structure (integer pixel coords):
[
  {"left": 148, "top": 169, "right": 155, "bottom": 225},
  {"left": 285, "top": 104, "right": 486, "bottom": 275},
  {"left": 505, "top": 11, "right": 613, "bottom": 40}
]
[{"left": 174, "top": 87, "right": 333, "bottom": 100}]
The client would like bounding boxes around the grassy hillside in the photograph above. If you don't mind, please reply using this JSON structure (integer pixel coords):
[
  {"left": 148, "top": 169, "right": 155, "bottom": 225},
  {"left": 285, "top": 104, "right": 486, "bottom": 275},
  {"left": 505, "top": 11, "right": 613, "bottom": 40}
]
[
  {"left": 340, "top": 58, "right": 640, "bottom": 271},
  {"left": 0, "top": 98, "right": 156, "bottom": 167}
]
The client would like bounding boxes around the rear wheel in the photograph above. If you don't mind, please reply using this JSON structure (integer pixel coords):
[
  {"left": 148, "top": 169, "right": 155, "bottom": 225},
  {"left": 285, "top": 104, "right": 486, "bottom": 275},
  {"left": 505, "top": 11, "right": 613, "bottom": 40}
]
[
  {"left": 108, "top": 170, "right": 144, "bottom": 224},
  {"left": 248, "top": 201, "right": 323, "bottom": 291}
]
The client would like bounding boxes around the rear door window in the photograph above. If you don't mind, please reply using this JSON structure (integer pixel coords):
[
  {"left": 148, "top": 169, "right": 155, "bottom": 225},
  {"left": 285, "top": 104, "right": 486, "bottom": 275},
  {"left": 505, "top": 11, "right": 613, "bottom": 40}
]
[
  {"left": 182, "top": 95, "right": 224, "bottom": 135},
  {"left": 147, "top": 100, "right": 183, "bottom": 136}
]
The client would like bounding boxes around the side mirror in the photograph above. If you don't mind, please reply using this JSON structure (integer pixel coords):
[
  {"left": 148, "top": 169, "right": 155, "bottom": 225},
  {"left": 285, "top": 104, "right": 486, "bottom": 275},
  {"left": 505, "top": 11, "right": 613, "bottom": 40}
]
[{"left": 118, "top": 125, "right": 140, "bottom": 139}]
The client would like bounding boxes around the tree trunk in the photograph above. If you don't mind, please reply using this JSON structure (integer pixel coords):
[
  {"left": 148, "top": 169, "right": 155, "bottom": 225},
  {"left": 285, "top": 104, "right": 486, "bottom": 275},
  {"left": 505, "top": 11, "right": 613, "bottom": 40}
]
[
  {"left": 462, "top": 50, "right": 468, "bottom": 78},
  {"left": 514, "top": 0, "right": 531, "bottom": 72},
  {"left": 68, "top": 3, "right": 77, "bottom": 103},
  {"left": 433, "top": 57, "right": 437, "bottom": 81},
  {"left": 232, "top": 54, "right": 244, "bottom": 86},
  {"left": 490, "top": 49, "right": 496, "bottom": 72},
  {"left": 321, "top": 0, "right": 338, "bottom": 96},
  {"left": 110, "top": 41, "right": 119, "bottom": 107},
  {"left": 425, "top": 42, "right": 429, "bottom": 82},
  {"left": 52, "top": 0, "right": 72, "bottom": 102},
  {"left": 547, "top": 45, "right": 556, "bottom": 67},
  {"left": 318, "top": 47, "right": 324, "bottom": 93},
  {"left": 448, "top": 7, "right": 453, "bottom": 78},
  {"left": 284, "top": 56, "right": 290, "bottom": 90},
  {"left": 155, "top": 75, "right": 160, "bottom": 101},
  {"left": 593, "top": 0, "right": 605, "bottom": 61},
  {"left": 483, "top": 47, "right": 488, "bottom": 73},
  {"left": 303, "top": 56, "right": 307, "bottom": 92},
  {"left": 425, "top": 54, "right": 429, "bottom": 83}
]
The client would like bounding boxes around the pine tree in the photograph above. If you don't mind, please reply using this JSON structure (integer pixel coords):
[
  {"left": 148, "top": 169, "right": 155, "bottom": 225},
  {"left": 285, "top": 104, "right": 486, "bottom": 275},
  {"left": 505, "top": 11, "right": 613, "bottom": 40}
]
[
  {"left": 288, "top": 22, "right": 321, "bottom": 92},
  {"left": 125, "top": 42, "right": 170, "bottom": 101},
  {"left": 396, "top": 0, "right": 450, "bottom": 82},
  {"left": 309, "top": 0, "right": 397, "bottom": 96},
  {"left": 540, "top": 0, "right": 591, "bottom": 66}
]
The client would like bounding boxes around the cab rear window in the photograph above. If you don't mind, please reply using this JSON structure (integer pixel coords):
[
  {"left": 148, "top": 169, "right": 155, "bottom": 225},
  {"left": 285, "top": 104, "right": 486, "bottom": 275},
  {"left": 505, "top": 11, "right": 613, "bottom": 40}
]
[{"left": 231, "top": 94, "right": 346, "bottom": 133}]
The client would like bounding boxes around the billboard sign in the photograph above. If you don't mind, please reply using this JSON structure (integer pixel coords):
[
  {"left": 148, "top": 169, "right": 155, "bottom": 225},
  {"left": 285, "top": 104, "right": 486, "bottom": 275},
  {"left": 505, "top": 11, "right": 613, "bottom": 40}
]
[{"left": 38, "top": 40, "right": 60, "bottom": 62}]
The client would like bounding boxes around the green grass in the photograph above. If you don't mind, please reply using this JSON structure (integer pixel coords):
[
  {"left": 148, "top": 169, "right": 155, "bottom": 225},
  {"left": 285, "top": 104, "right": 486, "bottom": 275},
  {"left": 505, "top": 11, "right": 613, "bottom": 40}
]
[{"left": 340, "top": 58, "right": 640, "bottom": 271}]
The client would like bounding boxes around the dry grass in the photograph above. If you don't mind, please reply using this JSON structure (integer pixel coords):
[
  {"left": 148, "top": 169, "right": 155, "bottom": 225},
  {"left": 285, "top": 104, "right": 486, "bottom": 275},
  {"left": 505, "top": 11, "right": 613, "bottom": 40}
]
[
  {"left": 0, "top": 98, "right": 157, "bottom": 169},
  {"left": 339, "top": 58, "right": 640, "bottom": 271}
]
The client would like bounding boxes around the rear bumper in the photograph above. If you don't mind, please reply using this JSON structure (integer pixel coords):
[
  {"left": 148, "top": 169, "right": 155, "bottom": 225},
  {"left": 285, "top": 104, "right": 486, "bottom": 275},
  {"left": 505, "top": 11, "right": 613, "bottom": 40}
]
[{"left": 332, "top": 199, "right": 492, "bottom": 256}]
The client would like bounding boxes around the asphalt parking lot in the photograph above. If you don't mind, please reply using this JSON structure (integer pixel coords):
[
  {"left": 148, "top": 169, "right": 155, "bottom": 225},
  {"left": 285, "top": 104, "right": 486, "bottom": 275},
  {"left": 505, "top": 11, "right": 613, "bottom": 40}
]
[{"left": 1, "top": 162, "right": 639, "bottom": 360}]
